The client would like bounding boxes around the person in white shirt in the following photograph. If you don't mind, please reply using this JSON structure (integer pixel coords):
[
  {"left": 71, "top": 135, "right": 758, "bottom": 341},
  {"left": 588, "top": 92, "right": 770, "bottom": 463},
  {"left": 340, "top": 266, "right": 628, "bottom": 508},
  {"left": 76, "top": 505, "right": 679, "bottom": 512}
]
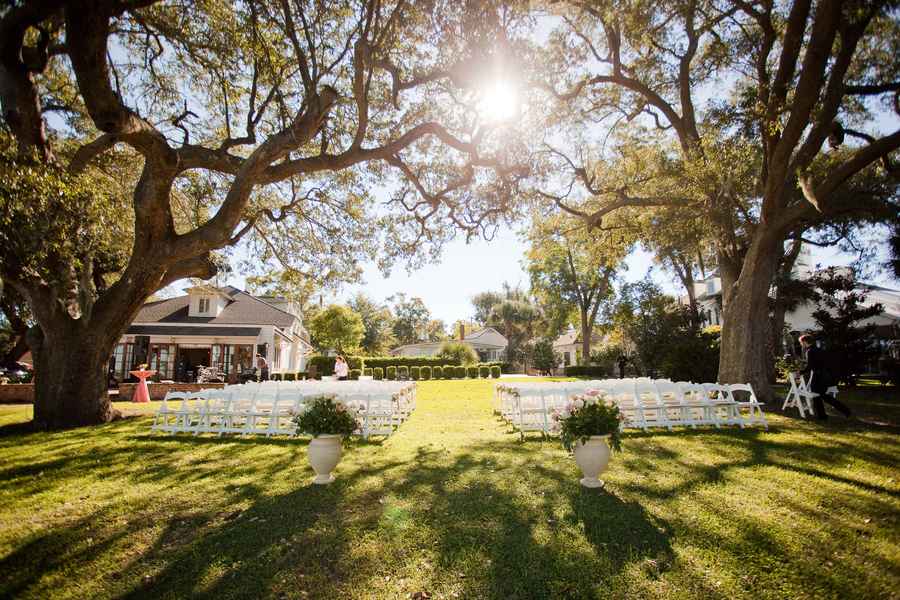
[{"left": 334, "top": 356, "right": 349, "bottom": 380}]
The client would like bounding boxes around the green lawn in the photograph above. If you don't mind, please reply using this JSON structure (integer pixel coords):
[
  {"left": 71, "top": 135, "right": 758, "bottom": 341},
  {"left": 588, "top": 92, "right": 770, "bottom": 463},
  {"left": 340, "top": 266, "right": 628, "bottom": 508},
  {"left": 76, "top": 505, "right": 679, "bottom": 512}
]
[{"left": 1, "top": 380, "right": 898, "bottom": 600}]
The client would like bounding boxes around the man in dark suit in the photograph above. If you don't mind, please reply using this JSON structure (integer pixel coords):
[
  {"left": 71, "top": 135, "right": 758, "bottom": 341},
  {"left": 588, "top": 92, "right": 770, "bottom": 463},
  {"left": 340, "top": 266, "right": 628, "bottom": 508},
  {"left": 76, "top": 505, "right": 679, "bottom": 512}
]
[{"left": 797, "top": 333, "right": 852, "bottom": 421}]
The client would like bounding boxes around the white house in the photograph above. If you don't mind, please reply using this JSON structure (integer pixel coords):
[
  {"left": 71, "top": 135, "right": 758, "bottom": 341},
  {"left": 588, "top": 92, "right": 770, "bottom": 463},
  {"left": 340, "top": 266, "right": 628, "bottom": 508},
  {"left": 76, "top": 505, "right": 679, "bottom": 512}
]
[
  {"left": 115, "top": 285, "right": 313, "bottom": 383},
  {"left": 390, "top": 327, "right": 508, "bottom": 361},
  {"left": 552, "top": 329, "right": 610, "bottom": 374}
]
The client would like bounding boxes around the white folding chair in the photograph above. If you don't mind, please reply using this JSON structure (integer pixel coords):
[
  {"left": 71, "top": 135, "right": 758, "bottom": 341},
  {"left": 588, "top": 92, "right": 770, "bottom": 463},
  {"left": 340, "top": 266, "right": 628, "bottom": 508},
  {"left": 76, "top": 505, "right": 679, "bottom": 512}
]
[
  {"left": 654, "top": 380, "right": 696, "bottom": 429},
  {"left": 193, "top": 390, "right": 233, "bottom": 436},
  {"left": 678, "top": 383, "right": 719, "bottom": 427},
  {"left": 218, "top": 391, "right": 255, "bottom": 437},
  {"left": 703, "top": 384, "right": 741, "bottom": 426},
  {"left": 608, "top": 382, "right": 647, "bottom": 431},
  {"left": 149, "top": 391, "right": 187, "bottom": 436},
  {"left": 265, "top": 394, "right": 301, "bottom": 438},
  {"left": 243, "top": 392, "right": 278, "bottom": 437},
  {"left": 728, "top": 383, "right": 768, "bottom": 428},
  {"left": 171, "top": 390, "right": 212, "bottom": 435},
  {"left": 783, "top": 373, "right": 817, "bottom": 418},
  {"left": 362, "top": 393, "right": 396, "bottom": 439},
  {"left": 634, "top": 382, "right": 673, "bottom": 430}
]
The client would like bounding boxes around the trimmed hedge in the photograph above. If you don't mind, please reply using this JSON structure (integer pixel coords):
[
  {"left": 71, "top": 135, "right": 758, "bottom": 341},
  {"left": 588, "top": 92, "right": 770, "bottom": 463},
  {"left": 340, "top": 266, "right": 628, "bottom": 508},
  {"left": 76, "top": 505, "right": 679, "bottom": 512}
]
[
  {"left": 444, "top": 366, "right": 454, "bottom": 380},
  {"left": 363, "top": 368, "right": 373, "bottom": 377},
  {"left": 466, "top": 366, "right": 478, "bottom": 379},
  {"left": 373, "top": 367, "right": 383, "bottom": 381},
  {"left": 349, "top": 369, "right": 361, "bottom": 380},
  {"left": 359, "top": 357, "right": 461, "bottom": 369},
  {"left": 284, "top": 372, "right": 297, "bottom": 381},
  {"left": 410, "top": 366, "right": 420, "bottom": 381},
  {"left": 479, "top": 366, "right": 490, "bottom": 378},
  {"left": 386, "top": 366, "right": 397, "bottom": 381},
  {"left": 564, "top": 365, "right": 608, "bottom": 377},
  {"left": 271, "top": 373, "right": 283, "bottom": 381},
  {"left": 490, "top": 366, "right": 501, "bottom": 378},
  {"left": 454, "top": 366, "right": 466, "bottom": 379},
  {"left": 398, "top": 365, "right": 409, "bottom": 374},
  {"left": 421, "top": 366, "right": 432, "bottom": 380},
  {"left": 432, "top": 366, "right": 442, "bottom": 379}
]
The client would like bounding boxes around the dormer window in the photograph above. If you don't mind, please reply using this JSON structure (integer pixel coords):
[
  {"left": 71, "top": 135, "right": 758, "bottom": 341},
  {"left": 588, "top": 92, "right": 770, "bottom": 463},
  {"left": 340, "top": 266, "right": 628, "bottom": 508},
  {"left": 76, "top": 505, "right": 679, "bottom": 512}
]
[{"left": 198, "top": 298, "right": 210, "bottom": 314}]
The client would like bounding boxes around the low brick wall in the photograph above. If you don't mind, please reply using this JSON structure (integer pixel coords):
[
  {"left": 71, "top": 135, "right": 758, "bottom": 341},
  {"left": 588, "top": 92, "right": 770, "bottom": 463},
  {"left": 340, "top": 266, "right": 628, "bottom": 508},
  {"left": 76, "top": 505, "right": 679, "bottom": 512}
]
[
  {"left": 0, "top": 382, "right": 225, "bottom": 404},
  {"left": 116, "top": 382, "right": 226, "bottom": 402},
  {"left": 0, "top": 384, "right": 34, "bottom": 404}
]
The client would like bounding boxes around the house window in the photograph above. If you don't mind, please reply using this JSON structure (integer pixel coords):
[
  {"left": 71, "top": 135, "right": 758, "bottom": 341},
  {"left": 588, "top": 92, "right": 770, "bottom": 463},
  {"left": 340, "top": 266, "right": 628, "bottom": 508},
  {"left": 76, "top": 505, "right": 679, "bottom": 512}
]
[
  {"left": 706, "top": 281, "right": 715, "bottom": 295},
  {"left": 198, "top": 298, "right": 210, "bottom": 314}
]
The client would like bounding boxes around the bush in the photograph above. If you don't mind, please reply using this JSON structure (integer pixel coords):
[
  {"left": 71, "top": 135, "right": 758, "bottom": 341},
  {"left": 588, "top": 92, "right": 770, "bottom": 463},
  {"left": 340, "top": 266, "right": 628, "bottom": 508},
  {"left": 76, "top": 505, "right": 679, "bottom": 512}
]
[
  {"left": 421, "top": 366, "right": 432, "bottom": 380},
  {"left": 490, "top": 366, "right": 501, "bottom": 378},
  {"left": 410, "top": 366, "right": 421, "bottom": 381},
  {"left": 660, "top": 327, "right": 721, "bottom": 383},
  {"left": 479, "top": 365, "right": 490, "bottom": 378},
  {"left": 386, "top": 366, "right": 397, "bottom": 380},
  {"left": 271, "top": 372, "right": 283, "bottom": 381},
  {"left": 466, "top": 366, "right": 478, "bottom": 379},
  {"left": 284, "top": 372, "right": 297, "bottom": 381},
  {"left": 361, "top": 357, "right": 461, "bottom": 370},
  {"left": 454, "top": 365, "right": 466, "bottom": 378},
  {"left": 398, "top": 365, "right": 409, "bottom": 374},
  {"left": 373, "top": 367, "right": 383, "bottom": 381},
  {"left": 307, "top": 355, "right": 364, "bottom": 377},
  {"left": 444, "top": 366, "right": 454, "bottom": 380},
  {"left": 775, "top": 354, "right": 806, "bottom": 381},
  {"left": 432, "top": 366, "right": 442, "bottom": 379},
  {"left": 564, "top": 365, "right": 607, "bottom": 377},
  {"left": 363, "top": 368, "right": 373, "bottom": 377},
  {"left": 349, "top": 369, "right": 361, "bottom": 380}
]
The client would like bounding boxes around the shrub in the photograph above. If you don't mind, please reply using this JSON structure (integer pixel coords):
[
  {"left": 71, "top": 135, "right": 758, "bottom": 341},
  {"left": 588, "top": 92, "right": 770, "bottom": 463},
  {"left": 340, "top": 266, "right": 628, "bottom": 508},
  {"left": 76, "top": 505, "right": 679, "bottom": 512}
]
[
  {"left": 373, "top": 367, "right": 383, "bottom": 381},
  {"left": 490, "top": 366, "right": 501, "bottom": 378},
  {"left": 349, "top": 369, "right": 361, "bottom": 380},
  {"left": 479, "top": 365, "right": 490, "bottom": 378},
  {"left": 454, "top": 365, "right": 466, "bottom": 378},
  {"left": 432, "top": 366, "right": 443, "bottom": 379},
  {"left": 421, "top": 366, "right": 432, "bottom": 380},
  {"left": 386, "top": 366, "right": 397, "bottom": 380},
  {"left": 363, "top": 368, "right": 373, "bottom": 377},
  {"left": 410, "top": 366, "right": 421, "bottom": 381},
  {"left": 433, "top": 340, "right": 478, "bottom": 365},
  {"left": 444, "top": 366, "right": 454, "bottom": 380},
  {"left": 775, "top": 354, "right": 806, "bottom": 381},
  {"left": 466, "top": 366, "right": 478, "bottom": 379},
  {"left": 271, "top": 372, "right": 283, "bottom": 381},
  {"left": 398, "top": 365, "right": 409, "bottom": 374},
  {"left": 564, "top": 365, "right": 607, "bottom": 377},
  {"left": 284, "top": 372, "right": 297, "bottom": 381}
]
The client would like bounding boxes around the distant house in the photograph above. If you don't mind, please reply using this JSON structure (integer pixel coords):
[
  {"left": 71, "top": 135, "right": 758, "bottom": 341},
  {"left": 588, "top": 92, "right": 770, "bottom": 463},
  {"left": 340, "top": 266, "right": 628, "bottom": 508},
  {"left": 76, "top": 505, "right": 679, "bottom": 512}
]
[
  {"left": 390, "top": 327, "right": 508, "bottom": 361},
  {"left": 553, "top": 329, "right": 610, "bottom": 374},
  {"left": 114, "top": 285, "right": 313, "bottom": 383}
]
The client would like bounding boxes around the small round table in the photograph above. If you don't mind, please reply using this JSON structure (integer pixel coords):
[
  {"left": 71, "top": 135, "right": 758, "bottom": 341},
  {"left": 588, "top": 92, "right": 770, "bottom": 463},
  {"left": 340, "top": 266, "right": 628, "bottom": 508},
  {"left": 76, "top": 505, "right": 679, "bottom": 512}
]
[{"left": 130, "top": 370, "right": 156, "bottom": 403}]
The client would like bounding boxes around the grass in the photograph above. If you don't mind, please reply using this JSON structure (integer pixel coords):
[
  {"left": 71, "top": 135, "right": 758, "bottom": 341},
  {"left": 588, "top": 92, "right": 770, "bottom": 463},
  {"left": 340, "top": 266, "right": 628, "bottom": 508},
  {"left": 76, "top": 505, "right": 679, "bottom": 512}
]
[{"left": 0, "top": 379, "right": 898, "bottom": 599}]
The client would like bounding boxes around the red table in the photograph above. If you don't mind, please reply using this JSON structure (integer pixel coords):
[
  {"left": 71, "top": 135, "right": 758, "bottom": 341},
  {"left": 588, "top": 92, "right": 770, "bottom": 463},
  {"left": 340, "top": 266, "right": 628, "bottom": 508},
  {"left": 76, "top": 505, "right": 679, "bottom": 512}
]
[{"left": 130, "top": 370, "right": 156, "bottom": 403}]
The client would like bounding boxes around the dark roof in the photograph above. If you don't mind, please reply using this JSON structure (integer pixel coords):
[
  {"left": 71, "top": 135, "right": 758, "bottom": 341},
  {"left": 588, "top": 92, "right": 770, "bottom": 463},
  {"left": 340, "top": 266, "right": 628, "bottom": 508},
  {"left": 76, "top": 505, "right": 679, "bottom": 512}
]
[
  {"left": 135, "top": 286, "right": 297, "bottom": 327},
  {"left": 126, "top": 325, "right": 262, "bottom": 337}
]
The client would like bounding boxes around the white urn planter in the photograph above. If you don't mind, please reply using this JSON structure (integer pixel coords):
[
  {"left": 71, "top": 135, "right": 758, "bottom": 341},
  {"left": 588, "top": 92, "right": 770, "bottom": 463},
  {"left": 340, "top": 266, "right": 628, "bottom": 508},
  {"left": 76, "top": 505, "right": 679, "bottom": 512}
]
[
  {"left": 572, "top": 434, "right": 612, "bottom": 488},
  {"left": 307, "top": 433, "right": 343, "bottom": 484}
]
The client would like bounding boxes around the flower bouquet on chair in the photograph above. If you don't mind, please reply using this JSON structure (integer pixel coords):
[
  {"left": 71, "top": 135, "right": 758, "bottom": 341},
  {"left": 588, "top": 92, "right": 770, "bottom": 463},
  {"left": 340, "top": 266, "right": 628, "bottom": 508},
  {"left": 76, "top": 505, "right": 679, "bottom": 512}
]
[
  {"left": 290, "top": 393, "right": 362, "bottom": 484},
  {"left": 549, "top": 389, "right": 626, "bottom": 488}
]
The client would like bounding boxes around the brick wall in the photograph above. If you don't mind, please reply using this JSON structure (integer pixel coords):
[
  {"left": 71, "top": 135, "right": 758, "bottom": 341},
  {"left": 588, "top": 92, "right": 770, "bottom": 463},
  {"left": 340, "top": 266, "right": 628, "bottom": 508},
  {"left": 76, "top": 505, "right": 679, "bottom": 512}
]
[{"left": 0, "top": 383, "right": 225, "bottom": 404}]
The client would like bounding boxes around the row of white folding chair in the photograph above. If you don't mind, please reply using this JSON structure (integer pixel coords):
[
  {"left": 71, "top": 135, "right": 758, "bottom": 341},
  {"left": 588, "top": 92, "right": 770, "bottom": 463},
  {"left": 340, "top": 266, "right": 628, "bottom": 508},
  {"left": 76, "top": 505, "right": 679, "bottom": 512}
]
[{"left": 343, "top": 393, "right": 399, "bottom": 439}]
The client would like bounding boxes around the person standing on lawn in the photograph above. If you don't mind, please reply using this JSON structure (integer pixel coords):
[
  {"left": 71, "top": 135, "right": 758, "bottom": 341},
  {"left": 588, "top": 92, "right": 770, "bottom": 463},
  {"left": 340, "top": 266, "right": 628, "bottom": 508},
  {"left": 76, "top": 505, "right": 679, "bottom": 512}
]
[
  {"left": 796, "top": 333, "right": 852, "bottom": 421},
  {"left": 256, "top": 353, "right": 269, "bottom": 381}
]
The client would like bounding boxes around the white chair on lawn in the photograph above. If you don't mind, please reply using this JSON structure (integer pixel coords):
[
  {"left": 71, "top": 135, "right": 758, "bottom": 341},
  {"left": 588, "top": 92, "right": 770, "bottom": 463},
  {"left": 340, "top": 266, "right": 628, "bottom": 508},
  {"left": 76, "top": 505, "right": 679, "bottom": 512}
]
[
  {"left": 678, "top": 383, "right": 719, "bottom": 427},
  {"left": 634, "top": 382, "right": 673, "bottom": 430},
  {"left": 703, "top": 384, "right": 741, "bottom": 426},
  {"left": 655, "top": 380, "right": 696, "bottom": 429},
  {"left": 362, "top": 393, "right": 396, "bottom": 439},
  {"left": 513, "top": 388, "right": 551, "bottom": 439},
  {"left": 193, "top": 390, "right": 233, "bottom": 436},
  {"left": 783, "top": 373, "right": 817, "bottom": 418},
  {"left": 218, "top": 391, "right": 255, "bottom": 437},
  {"left": 265, "top": 394, "right": 301, "bottom": 438},
  {"left": 728, "top": 383, "right": 768, "bottom": 428},
  {"left": 243, "top": 392, "right": 277, "bottom": 437},
  {"left": 608, "top": 382, "right": 646, "bottom": 431},
  {"left": 149, "top": 391, "right": 188, "bottom": 436},
  {"left": 171, "top": 390, "right": 212, "bottom": 435}
]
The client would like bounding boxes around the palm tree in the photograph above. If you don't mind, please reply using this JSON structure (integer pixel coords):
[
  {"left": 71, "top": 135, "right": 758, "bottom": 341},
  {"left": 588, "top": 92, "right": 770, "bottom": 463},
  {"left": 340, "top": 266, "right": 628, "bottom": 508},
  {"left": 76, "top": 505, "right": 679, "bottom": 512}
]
[{"left": 488, "top": 301, "right": 524, "bottom": 343}]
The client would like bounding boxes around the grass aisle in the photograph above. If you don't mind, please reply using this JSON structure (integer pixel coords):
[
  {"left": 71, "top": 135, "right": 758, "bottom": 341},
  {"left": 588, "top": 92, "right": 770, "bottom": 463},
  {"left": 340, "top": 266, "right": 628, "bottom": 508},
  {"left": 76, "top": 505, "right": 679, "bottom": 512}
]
[{"left": 0, "top": 380, "right": 898, "bottom": 599}]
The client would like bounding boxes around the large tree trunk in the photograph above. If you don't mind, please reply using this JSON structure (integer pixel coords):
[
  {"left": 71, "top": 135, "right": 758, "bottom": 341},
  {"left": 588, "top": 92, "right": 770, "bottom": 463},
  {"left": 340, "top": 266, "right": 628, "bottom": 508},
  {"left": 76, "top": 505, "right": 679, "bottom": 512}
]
[
  {"left": 28, "top": 325, "right": 118, "bottom": 429},
  {"left": 717, "top": 232, "right": 783, "bottom": 403}
]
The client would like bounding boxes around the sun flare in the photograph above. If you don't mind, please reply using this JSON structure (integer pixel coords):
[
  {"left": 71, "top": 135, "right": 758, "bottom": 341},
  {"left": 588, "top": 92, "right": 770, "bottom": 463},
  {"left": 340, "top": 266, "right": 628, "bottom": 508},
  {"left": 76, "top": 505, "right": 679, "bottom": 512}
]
[{"left": 480, "top": 85, "right": 518, "bottom": 120}]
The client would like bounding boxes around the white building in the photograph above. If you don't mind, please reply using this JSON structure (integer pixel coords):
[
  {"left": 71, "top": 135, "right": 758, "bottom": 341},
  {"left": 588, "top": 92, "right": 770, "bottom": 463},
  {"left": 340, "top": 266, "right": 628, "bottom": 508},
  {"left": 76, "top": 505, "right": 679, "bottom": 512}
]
[
  {"left": 115, "top": 285, "right": 313, "bottom": 383},
  {"left": 390, "top": 327, "right": 508, "bottom": 361}
]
